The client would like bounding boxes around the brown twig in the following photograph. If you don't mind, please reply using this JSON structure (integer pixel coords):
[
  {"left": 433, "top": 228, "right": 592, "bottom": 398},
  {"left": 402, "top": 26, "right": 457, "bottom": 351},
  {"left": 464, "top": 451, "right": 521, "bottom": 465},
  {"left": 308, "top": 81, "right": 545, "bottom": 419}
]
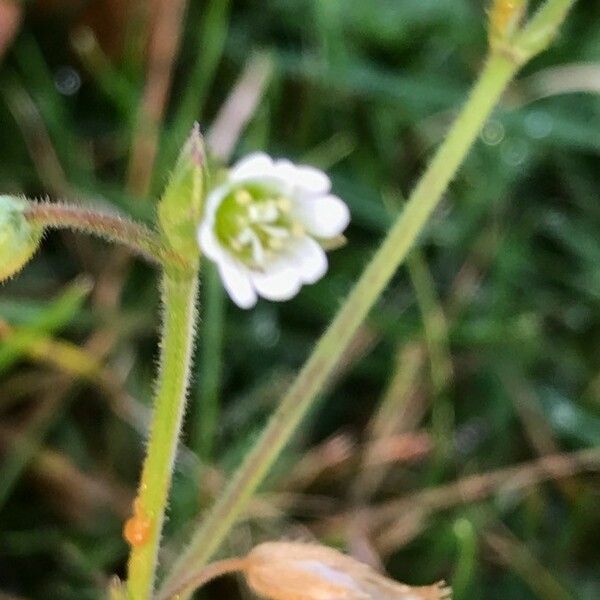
[
  {"left": 0, "top": 0, "right": 22, "bottom": 61},
  {"left": 320, "top": 447, "right": 600, "bottom": 554},
  {"left": 127, "top": 0, "right": 189, "bottom": 197},
  {"left": 0, "top": 424, "right": 132, "bottom": 521},
  {"left": 500, "top": 371, "right": 582, "bottom": 501},
  {"left": 485, "top": 526, "right": 572, "bottom": 600},
  {"left": 207, "top": 53, "right": 273, "bottom": 161},
  {"left": 2, "top": 80, "right": 70, "bottom": 194},
  {"left": 372, "top": 446, "right": 600, "bottom": 553}
]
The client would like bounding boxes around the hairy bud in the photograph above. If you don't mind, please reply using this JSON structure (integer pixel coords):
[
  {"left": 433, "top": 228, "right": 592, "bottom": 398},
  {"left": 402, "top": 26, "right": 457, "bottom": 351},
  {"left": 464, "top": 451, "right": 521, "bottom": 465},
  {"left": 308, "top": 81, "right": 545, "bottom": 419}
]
[
  {"left": 244, "top": 541, "right": 451, "bottom": 600},
  {"left": 158, "top": 124, "right": 207, "bottom": 264},
  {"left": 162, "top": 540, "right": 451, "bottom": 600},
  {"left": 0, "top": 196, "right": 43, "bottom": 283}
]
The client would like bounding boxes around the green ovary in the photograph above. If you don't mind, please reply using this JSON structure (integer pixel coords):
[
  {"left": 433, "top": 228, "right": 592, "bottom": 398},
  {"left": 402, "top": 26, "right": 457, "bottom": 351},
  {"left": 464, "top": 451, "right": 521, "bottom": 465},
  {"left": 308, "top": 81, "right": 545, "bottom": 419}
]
[{"left": 214, "top": 184, "right": 302, "bottom": 269}]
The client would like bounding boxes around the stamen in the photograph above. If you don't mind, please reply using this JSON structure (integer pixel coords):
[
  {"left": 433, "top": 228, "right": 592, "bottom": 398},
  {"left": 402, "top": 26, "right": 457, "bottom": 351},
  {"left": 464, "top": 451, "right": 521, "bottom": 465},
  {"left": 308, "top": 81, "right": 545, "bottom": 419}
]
[
  {"left": 236, "top": 227, "right": 254, "bottom": 246},
  {"left": 235, "top": 189, "right": 253, "bottom": 206},
  {"left": 260, "top": 224, "right": 290, "bottom": 238},
  {"left": 276, "top": 196, "right": 292, "bottom": 212},
  {"left": 267, "top": 237, "right": 284, "bottom": 250},
  {"left": 291, "top": 222, "right": 305, "bottom": 237},
  {"left": 248, "top": 202, "right": 278, "bottom": 224},
  {"left": 248, "top": 230, "right": 266, "bottom": 266}
]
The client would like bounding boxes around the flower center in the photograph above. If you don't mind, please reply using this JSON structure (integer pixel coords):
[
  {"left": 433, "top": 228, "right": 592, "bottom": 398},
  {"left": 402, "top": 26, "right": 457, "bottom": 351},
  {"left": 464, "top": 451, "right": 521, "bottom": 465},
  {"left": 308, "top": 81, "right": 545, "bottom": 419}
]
[{"left": 214, "top": 184, "right": 303, "bottom": 269}]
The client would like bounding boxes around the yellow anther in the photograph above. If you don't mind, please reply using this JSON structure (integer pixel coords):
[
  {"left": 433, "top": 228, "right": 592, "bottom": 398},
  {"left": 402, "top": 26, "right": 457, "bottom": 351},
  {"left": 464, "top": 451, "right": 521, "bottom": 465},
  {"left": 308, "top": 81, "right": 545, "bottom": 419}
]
[
  {"left": 268, "top": 237, "right": 284, "bottom": 250},
  {"left": 230, "top": 238, "right": 243, "bottom": 252},
  {"left": 291, "top": 222, "right": 305, "bottom": 237},
  {"left": 234, "top": 189, "right": 253, "bottom": 206},
  {"left": 276, "top": 196, "right": 292, "bottom": 213}
]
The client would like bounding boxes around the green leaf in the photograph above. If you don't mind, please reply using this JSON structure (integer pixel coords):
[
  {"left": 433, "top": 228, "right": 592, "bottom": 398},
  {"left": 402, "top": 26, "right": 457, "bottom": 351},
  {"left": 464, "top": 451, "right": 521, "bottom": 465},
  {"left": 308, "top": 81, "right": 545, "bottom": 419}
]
[{"left": 0, "top": 277, "right": 92, "bottom": 373}]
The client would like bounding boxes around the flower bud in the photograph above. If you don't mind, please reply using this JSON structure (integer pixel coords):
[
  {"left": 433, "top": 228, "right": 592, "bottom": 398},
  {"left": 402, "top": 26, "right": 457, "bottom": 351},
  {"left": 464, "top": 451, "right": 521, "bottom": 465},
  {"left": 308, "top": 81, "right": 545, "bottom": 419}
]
[
  {"left": 489, "top": 0, "right": 527, "bottom": 47},
  {"left": 0, "top": 196, "right": 43, "bottom": 283},
  {"left": 244, "top": 541, "right": 451, "bottom": 600},
  {"left": 158, "top": 124, "right": 207, "bottom": 263}
]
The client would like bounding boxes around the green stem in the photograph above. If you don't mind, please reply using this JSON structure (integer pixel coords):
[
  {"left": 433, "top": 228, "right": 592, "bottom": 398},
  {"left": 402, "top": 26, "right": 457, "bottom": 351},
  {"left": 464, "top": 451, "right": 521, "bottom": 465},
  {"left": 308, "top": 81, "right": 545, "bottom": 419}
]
[
  {"left": 160, "top": 51, "right": 519, "bottom": 598},
  {"left": 24, "top": 201, "right": 164, "bottom": 265},
  {"left": 193, "top": 262, "right": 225, "bottom": 460},
  {"left": 126, "top": 271, "right": 198, "bottom": 599},
  {"left": 516, "top": 0, "right": 576, "bottom": 57}
]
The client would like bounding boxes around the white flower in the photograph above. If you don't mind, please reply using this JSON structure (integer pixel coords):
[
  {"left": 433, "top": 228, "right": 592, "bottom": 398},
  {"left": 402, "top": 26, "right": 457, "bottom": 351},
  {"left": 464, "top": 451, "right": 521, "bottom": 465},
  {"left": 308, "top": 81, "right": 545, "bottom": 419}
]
[{"left": 198, "top": 152, "right": 350, "bottom": 308}]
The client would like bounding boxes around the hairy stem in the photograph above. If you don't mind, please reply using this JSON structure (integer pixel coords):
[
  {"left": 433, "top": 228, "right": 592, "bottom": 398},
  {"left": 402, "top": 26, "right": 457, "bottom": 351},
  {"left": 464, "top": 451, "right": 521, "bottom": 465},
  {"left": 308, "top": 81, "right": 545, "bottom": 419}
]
[
  {"left": 126, "top": 271, "right": 198, "bottom": 599},
  {"left": 24, "top": 202, "right": 163, "bottom": 264}
]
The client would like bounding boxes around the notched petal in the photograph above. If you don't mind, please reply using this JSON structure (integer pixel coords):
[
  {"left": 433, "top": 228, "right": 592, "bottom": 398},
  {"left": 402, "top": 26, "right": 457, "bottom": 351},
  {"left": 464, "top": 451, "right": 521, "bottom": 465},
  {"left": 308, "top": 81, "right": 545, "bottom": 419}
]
[
  {"left": 295, "top": 194, "right": 350, "bottom": 239},
  {"left": 230, "top": 152, "right": 276, "bottom": 182},
  {"left": 218, "top": 258, "right": 257, "bottom": 309},
  {"left": 290, "top": 237, "right": 328, "bottom": 285},
  {"left": 250, "top": 262, "right": 302, "bottom": 301},
  {"left": 275, "top": 159, "right": 331, "bottom": 195}
]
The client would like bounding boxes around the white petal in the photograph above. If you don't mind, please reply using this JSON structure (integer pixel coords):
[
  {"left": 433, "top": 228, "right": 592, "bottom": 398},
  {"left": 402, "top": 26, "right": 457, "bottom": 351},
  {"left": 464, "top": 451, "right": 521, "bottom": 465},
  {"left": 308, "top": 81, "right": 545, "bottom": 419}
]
[
  {"left": 198, "top": 222, "right": 223, "bottom": 262},
  {"left": 275, "top": 160, "right": 331, "bottom": 194},
  {"left": 218, "top": 258, "right": 257, "bottom": 309},
  {"left": 289, "top": 237, "right": 328, "bottom": 284},
  {"left": 250, "top": 261, "right": 302, "bottom": 302},
  {"left": 294, "top": 194, "right": 350, "bottom": 238},
  {"left": 204, "top": 185, "right": 229, "bottom": 218},
  {"left": 230, "top": 152, "right": 276, "bottom": 182}
]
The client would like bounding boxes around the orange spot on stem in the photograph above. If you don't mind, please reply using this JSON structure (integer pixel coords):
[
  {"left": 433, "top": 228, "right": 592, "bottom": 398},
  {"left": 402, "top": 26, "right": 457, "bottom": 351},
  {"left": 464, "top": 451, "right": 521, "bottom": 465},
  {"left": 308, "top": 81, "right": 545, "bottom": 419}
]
[{"left": 123, "top": 498, "right": 152, "bottom": 547}]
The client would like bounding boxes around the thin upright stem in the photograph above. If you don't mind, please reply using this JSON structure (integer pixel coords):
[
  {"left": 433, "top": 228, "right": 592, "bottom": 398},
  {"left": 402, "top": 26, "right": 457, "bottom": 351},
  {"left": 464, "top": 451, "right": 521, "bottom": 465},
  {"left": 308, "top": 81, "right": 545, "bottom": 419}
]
[
  {"left": 24, "top": 202, "right": 163, "bottom": 264},
  {"left": 160, "top": 51, "right": 519, "bottom": 597},
  {"left": 126, "top": 271, "right": 198, "bottom": 599},
  {"left": 516, "top": 0, "right": 576, "bottom": 56}
]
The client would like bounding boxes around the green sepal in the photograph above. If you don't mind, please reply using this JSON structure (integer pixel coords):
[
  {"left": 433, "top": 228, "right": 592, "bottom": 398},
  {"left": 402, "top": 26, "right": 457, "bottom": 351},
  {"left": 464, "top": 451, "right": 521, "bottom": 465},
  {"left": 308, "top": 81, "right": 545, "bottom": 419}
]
[
  {"left": 158, "top": 124, "right": 207, "bottom": 265},
  {"left": 0, "top": 196, "right": 43, "bottom": 283}
]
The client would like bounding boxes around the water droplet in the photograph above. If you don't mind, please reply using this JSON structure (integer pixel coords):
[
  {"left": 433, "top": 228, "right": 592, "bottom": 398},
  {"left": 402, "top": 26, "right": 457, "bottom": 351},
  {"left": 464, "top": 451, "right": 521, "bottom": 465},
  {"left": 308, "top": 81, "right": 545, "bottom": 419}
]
[
  {"left": 54, "top": 66, "right": 81, "bottom": 96},
  {"left": 524, "top": 110, "right": 553, "bottom": 139},
  {"left": 544, "top": 211, "right": 565, "bottom": 229},
  {"left": 551, "top": 403, "right": 575, "bottom": 428},
  {"left": 454, "top": 417, "right": 489, "bottom": 455},
  {"left": 481, "top": 119, "right": 505, "bottom": 145},
  {"left": 251, "top": 310, "right": 281, "bottom": 348},
  {"left": 500, "top": 139, "right": 528, "bottom": 167}
]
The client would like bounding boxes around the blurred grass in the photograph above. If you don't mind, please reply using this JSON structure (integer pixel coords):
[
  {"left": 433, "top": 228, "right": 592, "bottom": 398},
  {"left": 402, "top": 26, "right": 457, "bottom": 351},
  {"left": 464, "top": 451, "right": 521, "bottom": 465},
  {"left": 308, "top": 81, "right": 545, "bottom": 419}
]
[{"left": 0, "top": 0, "right": 599, "bottom": 599}]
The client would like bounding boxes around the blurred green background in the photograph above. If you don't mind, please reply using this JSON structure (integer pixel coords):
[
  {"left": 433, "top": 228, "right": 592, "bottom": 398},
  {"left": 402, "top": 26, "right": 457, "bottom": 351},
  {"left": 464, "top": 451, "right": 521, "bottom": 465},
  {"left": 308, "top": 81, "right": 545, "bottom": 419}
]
[{"left": 0, "top": 0, "right": 599, "bottom": 598}]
